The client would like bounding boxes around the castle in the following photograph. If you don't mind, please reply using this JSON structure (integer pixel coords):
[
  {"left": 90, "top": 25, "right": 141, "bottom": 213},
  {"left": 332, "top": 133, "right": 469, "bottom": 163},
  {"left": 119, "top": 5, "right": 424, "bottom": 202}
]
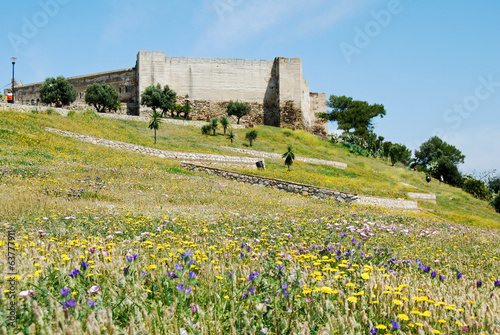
[{"left": 12, "top": 51, "right": 327, "bottom": 132}]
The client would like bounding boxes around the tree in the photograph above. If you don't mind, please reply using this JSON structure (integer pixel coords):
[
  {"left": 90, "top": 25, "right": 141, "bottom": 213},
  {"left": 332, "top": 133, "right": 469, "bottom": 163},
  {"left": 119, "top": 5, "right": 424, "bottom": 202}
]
[
  {"left": 245, "top": 130, "right": 258, "bottom": 146},
  {"left": 141, "top": 84, "right": 176, "bottom": 115},
  {"left": 148, "top": 110, "right": 162, "bottom": 145},
  {"left": 210, "top": 118, "right": 219, "bottom": 136},
  {"left": 414, "top": 136, "right": 465, "bottom": 169},
  {"left": 282, "top": 144, "right": 295, "bottom": 171},
  {"left": 220, "top": 116, "right": 230, "bottom": 135},
  {"left": 317, "top": 95, "right": 386, "bottom": 138},
  {"left": 428, "top": 157, "right": 462, "bottom": 187},
  {"left": 39, "top": 76, "right": 77, "bottom": 106},
  {"left": 389, "top": 143, "right": 412, "bottom": 166},
  {"left": 227, "top": 129, "right": 235, "bottom": 143},
  {"left": 489, "top": 176, "right": 500, "bottom": 194},
  {"left": 462, "top": 176, "right": 490, "bottom": 201},
  {"left": 227, "top": 101, "right": 251, "bottom": 124},
  {"left": 85, "top": 83, "right": 119, "bottom": 113}
]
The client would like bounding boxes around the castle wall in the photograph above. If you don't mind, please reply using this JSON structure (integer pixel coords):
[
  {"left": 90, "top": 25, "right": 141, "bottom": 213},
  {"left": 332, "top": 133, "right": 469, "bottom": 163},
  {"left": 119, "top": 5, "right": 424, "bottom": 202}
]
[{"left": 12, "top": 68, "right": 137, "bottom": 113}]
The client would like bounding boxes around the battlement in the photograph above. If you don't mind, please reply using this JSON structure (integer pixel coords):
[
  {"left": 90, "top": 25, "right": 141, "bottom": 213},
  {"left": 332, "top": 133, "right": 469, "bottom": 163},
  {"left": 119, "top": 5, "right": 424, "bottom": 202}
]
[{"left": 138, "top": 51, "right": 272, "bottom": 66}]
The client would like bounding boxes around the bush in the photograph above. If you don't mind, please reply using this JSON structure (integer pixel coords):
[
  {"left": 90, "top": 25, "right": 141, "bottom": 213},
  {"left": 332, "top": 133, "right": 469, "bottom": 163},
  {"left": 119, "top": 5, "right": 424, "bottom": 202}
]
[
  {"left": 45, "top": 109, "right": 54, "bottom": 115},
  {"left": 67, "top": 110, "right": 76, "bottom": 117},
  {"left": 201, "top": 124, "right": 212, "bottom": 135},
  {"left": 491, "top": 194, "right": 500, "bottom": 213},
  {"left": 489, "top": 177, "right": 500, "bottom": 194},
  {"left": 31, "top": 109, "right": 39, "bottom": 114},
  {"left": 341, "top": 142, "right": 368, "bottom": 156},
  {"left": 462, "top": 176, "right": 490, "bottom": 201}
]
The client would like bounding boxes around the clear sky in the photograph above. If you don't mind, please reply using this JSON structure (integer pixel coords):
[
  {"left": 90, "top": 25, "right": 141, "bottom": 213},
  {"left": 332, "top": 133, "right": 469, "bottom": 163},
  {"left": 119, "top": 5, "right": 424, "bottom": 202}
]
[{"left": 1, "top": 0, "right": 499, "bottom": 173}]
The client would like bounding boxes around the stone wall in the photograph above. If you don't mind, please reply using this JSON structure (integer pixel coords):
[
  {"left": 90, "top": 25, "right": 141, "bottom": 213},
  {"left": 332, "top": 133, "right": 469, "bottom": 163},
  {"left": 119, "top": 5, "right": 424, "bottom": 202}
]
[
  {"left": 12, "top": 68, "right": 137, "bottom": 114},
  {"left": 136, "top": 51, "right": 327, "bottom": 132},
  {"left": 182, "top": 163, "right": 419, "bottom": 210},
  {"left": 181, "top": 163, "right": 358, "bottom": 203}
]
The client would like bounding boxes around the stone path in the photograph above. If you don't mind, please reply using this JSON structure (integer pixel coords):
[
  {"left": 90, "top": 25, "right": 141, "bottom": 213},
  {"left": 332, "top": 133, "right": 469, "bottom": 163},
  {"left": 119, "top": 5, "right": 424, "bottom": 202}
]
[
  {"left": 45, "top": 128, "right": 264, "bottom": 169},
  {"left": 45, "top": 127, "right": 418, "bottom": 210},
  {"left": 222, "top": 147, "right": 347, "bottom": 169}
]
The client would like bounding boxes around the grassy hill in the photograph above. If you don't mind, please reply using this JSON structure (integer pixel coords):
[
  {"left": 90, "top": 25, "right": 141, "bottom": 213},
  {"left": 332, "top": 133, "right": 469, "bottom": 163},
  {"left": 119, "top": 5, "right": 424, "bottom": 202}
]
[
  {"left": 1, "top": 108, "right": 499, "bottom": 334},
  {"left": 1, "top": 109, "right": 498, "bottom": 228}
]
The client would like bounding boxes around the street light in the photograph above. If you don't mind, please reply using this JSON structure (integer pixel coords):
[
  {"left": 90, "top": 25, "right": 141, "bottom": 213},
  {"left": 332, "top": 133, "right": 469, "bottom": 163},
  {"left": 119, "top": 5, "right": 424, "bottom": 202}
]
[{"left": 10, "top": 57, "right": 17, "bottom": 104}]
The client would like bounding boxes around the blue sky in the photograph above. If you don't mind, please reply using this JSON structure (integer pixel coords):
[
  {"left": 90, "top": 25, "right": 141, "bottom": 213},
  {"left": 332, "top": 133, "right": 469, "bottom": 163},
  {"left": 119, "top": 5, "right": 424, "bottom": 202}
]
[{"left": 1, "top": 0, "right": 499, "bottom": 172}]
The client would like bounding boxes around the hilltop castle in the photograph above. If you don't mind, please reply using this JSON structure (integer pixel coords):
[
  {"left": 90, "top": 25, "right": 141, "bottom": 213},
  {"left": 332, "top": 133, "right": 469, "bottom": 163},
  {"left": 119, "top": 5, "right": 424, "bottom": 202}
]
[{"left": 13, "top": 51, "right": 327, "bottom": 132}]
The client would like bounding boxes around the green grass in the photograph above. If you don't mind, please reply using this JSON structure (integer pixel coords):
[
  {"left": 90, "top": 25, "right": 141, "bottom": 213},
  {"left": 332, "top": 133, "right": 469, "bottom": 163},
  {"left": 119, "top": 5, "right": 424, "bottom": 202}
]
[{"left": 0, "top": 108, "right": 499, "bottom": 228}]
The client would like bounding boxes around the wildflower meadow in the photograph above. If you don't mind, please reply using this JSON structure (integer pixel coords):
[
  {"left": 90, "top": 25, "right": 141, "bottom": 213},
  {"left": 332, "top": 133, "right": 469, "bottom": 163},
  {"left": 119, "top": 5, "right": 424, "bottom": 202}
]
[{"left": 0, "top": 110, "right": 499, "bottom": 334}]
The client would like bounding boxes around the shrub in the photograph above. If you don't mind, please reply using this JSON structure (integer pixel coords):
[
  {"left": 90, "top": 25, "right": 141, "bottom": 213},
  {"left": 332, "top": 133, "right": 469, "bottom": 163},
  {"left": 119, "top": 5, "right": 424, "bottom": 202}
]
[
  {"left": 282, "top": 129, "right": 293, "bottom": 137},
  {"left": 462, "top": 176, "right": 490, "bottom": 201},
  {"left": 491, "top": 193, "right": 500, "bottom": 213},
  {"left": 31, "top": 109, "right": 39, "bottom": 114},
  {"left": 67, "top": 110, "right": 76, "bottom": 117},
  {"left": 245, "top": 130, "right": 258, "bottom": 146},
  {"left": 489, "top": 177, "right": 500, "bottom": 194},
  {"left": 45, "top": 109, "right": 54, "bottom": 115},
  {"left": 340, "top": 142, "right": 368, "bottom": 156},
  {"left": 201, "top": 124, "right": 212, "bottom": 135}
]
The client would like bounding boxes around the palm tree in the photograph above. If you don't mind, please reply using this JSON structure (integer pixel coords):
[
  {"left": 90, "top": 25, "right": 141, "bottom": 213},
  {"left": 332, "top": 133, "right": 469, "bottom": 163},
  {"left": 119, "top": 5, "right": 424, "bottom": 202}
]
[
  {"left": 220, "top": 116, "right": 229, "bottom": 135},
  {"left": 201, "top": 124, "right": 212, "bottom": 135},
  {"left": 245, "top": 130, "right": 258, "bottom": 147},
  {"left": 210, "top": 118, "right": 219, "bottom": 136},
  {"left": 148, "top": 110, "right": 162, "bottom": 145},
  {"left": 227, "top": 129, "right": 235, "bottom": 143},
  {"left": 282, "top": 144, "right": 295, "bottom": 171}
]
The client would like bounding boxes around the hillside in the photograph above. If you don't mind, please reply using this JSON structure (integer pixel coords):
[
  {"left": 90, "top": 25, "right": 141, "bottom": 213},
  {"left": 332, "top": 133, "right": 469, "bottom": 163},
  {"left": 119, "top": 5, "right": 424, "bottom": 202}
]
[
  {"left": 0, "top": 109, "right": 498, "bottom": 228},
  {"left": 1, "top": 108, "right": 500, "bottom": 334}
]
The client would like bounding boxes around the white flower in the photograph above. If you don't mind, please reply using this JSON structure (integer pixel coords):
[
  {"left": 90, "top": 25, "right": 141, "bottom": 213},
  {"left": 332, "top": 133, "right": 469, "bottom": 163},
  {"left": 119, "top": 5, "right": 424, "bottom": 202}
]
[
  {"left": 87, "top": 285, "right": 100, "bottom": 294},
  {"left": 19, "top": 290, "right": 34, "bottom": 297}
]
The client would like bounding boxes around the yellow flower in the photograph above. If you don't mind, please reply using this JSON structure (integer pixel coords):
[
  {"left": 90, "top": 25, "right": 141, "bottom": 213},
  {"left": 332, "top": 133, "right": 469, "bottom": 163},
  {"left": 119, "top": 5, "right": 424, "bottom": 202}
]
[
  {"left": 421, "top": 311, "right": 431, "bottom": 317},
  {"left": 415, "top": 323, "right": 424, "bottom": 327},
  {"left": 215, "top": 276, "right": 223, "bottom": 280},
  {"left": 375, "top": 325, "right": 387, "bottom": 330},
  {"left": 320, "top": 287, "right": 337, "bottom": 294},
  {"left": 361, "top": 273, "right": 370, "bottom": 280},
  {"left": 398, "top": 314, "right": 409, "bottom": 321},
  {"left": 393, "top": 299, "right": 403, "bottom": 306},
  {"left": 347, "top": 296, "right": 358, "bottom": 303},
  {"left": 432, "top": 330, "right": 441, "bottom": 334}
]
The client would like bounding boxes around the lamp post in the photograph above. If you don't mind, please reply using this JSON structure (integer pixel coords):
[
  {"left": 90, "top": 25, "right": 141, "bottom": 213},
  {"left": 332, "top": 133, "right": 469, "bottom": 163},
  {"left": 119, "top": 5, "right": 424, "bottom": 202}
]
[{"left": 10, "top": 57, "right": 17, "bottom": 104}]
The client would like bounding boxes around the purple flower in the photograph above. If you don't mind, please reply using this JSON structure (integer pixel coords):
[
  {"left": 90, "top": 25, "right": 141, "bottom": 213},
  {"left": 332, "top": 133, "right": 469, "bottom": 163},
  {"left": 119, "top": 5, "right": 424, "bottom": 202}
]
[
  {"left": 494, "top": 280, "right": 500, "bottom": 287},
  {"left": 477, "top": 281, "right": 482, "bottom": 287},
  {"left": 439, "top": 275, "right": 445, "bottom": 281},
  {"left": 133, "top": 254, "right": 138, "bottom": 260},
  {"left": 284, "top": 290, "right": 289, "bottom": 297},
  {"left": 174, "top": 264, "right": 183, "bottom": 271},
  {"left": 431, "top": 271, "right": 437, "bottom": 278},
  {"left": 248, "top": 287, "right": 256, "bottom": 295},
  {"left": 80, "top": 261, "right": 89, "bottom": 269},
  {"left": 88, "top": 299, "right": 96, "bottom": 307},
  {"left": 457, "top": 270, "right": 462, "bottom": 279},
  {"left": 125, "top": 255, "right": 134, "bottom": 262},
  {"left": 60, "top": 288, "right": 70, "bottom": 296},
  {"left": 63, "top": 299, "right": 77, "bottom": 309},
  {"left": 370, "top": 328, "right": 378, "bottom": 335},
  {"left": 181, "top": 250, "right": 193, "bottom": 259},
  {"left": 248, "top": 272, "right": 259, "bottom": 281},
  {"left": 176, "top": 284, "right": 185, "bottom": 292},
  {"left": 185, "top": 287, "right": 193, "bottom": 294},
  {"left": 351, "top": 239, "right": 357, "bottom": 244},
  {"left": 422, "top": 266, "right": 430, "bottom": 272},
  {"left": 281, "top": 283, "right": 288, "bottom": 290},
  {"left": 167, "top": 271, "right": 178, "bottom": 279},
  {"left": 68, "top": 269, "right": 80, "bottom": 277},
  {"left": 123, "top": 266, "right": 129, "bottom": 274},
  {"left": 228, "top": 270, "right": 233, "bottom": 277},
  {"left": 277, "top": 264, "right": 284, "bottom": 271},
  {"left": 340, "top": 232, "right": 346, "bottom": 237},
  {"left": 391, "top": 320, "right": 400, "bottom": 330},
  {"left": 141, "top": 271, "right": 147, "bottom": 277},
  {"left": 188, "top": 271, "right": 196, "bottom": 279}
]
